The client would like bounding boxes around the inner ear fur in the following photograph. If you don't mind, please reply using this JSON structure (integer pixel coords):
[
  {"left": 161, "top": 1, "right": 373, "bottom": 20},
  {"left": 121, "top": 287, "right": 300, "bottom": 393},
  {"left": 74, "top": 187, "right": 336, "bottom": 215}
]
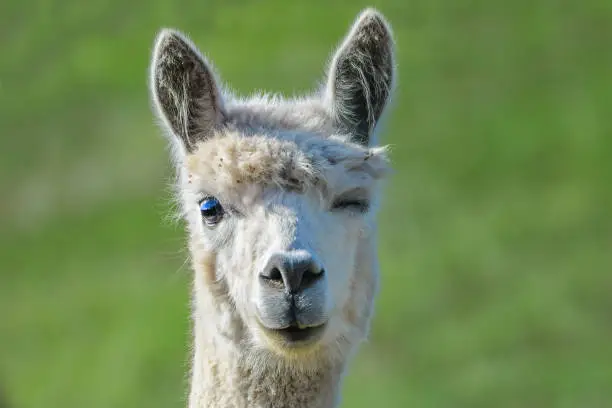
[
  {"left": 150, "top": 30, "right": 225, "bottom": 153},
  {"left": 325, "top": 9, "right": 396, "bottom": 146}
]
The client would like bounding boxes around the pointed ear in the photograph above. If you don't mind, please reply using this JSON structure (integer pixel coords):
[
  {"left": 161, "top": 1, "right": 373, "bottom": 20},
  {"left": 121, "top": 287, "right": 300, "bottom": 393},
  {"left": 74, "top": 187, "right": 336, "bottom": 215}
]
[
  {"left": 324, "top": 9, "right": 395, "bottom": 146},
  {"left": 150, "top": 29, "right": 225, "bottom": 154}
]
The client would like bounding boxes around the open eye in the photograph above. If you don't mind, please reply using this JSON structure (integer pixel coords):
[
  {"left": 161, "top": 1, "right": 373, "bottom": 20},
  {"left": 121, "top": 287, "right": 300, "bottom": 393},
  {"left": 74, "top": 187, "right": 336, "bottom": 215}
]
[{"left": 199, "top": 196, "right": 224, "bottom": 226}]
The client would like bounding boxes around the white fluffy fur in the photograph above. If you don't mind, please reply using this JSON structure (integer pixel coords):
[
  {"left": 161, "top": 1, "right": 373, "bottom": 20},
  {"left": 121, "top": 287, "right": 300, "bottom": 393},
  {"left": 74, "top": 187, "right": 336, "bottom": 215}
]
[
  {"left": 185, "top": 130, "right": 389, "bottom": 206},
  {"left": 149, "top": 8, "right": 396, "bottom": 408}
]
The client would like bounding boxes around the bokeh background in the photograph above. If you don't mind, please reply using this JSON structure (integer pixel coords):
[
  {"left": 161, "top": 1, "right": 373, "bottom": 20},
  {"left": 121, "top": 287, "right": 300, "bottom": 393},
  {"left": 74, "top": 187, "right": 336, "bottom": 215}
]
[{"left": 1, "top": 1, "right": 611, "bottom": 407}]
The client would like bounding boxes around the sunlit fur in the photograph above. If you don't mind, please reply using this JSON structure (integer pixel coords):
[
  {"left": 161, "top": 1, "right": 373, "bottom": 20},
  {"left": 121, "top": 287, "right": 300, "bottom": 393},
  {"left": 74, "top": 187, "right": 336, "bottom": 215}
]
[{"left": 150, "top": 8, "right": 396, "bottom": 408}]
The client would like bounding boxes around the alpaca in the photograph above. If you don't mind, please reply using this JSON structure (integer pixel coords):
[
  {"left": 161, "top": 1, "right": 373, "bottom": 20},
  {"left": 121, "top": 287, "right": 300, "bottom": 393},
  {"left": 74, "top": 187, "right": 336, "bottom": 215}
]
[{"left": 149, "top": 8, "right": 395, "bottom": 408}]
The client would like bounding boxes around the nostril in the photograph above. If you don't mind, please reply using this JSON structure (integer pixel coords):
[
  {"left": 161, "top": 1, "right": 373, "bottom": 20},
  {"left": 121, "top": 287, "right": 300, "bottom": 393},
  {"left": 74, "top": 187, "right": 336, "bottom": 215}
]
[
  {"left": 261, "top": 266, "right": 283, "bottom": 283},
  {"left": 301, "top": 267, "right": 324, "bottom": 288},
  {"left": 267, "top": 267, "right": 283, "bottom": 282}
]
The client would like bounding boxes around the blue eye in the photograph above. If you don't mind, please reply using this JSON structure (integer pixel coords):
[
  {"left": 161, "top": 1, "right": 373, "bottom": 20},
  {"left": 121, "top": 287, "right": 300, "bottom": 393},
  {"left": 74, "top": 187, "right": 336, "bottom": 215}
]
[{"left": 199, "top": 196, "right": 224, "bottom": 226}]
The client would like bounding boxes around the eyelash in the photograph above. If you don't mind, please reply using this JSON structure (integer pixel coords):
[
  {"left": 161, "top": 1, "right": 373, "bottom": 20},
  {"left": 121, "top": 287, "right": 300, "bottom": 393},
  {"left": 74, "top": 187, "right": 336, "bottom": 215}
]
[{"left": 331, "top": 199, "right": 370, "bottom": 213}]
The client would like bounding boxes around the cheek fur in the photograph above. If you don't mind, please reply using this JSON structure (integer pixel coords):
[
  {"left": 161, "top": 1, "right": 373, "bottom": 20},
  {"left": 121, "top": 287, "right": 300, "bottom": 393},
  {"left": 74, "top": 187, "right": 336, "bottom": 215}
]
[
  {"left": 311, "top": 213, "right": 365, "bottom": 310},
  {"left": 218, "top": 216, "right": 280, "bottom": 323}
]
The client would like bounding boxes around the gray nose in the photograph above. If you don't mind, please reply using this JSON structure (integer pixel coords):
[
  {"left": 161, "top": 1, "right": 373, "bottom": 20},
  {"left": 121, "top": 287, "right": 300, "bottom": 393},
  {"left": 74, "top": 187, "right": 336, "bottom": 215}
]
[{"left": 260, "top": 251, "right": 324, "bottom": 294}]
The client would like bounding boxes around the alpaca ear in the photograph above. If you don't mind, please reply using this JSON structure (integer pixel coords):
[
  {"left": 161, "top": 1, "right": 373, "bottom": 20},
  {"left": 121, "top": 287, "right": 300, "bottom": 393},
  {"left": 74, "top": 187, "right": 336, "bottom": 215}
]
[
  {"left": 324, "top": 9, "right": 395, "bottom": 146},
  {"left": 150, "top": 30, "right": 225, "bottom": 153}
]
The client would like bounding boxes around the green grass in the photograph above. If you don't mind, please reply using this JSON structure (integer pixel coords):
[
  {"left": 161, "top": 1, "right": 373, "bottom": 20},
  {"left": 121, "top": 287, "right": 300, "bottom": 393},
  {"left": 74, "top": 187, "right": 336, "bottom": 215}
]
[{"left": 1, "top": 1, "right": 611, "bottom": 407}]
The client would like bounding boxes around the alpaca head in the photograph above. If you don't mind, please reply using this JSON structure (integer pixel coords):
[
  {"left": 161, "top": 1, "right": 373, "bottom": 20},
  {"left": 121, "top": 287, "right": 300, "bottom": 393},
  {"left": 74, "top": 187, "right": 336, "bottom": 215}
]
[{"left": 150, "top": 9, "right": 395, "bottom": 366}]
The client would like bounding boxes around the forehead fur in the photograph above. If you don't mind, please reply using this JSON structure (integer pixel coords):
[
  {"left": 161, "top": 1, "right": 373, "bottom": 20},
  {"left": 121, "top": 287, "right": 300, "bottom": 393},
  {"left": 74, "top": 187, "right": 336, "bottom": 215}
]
[{"left": 185, "top": 130, "right": 390, "bottom": 199}]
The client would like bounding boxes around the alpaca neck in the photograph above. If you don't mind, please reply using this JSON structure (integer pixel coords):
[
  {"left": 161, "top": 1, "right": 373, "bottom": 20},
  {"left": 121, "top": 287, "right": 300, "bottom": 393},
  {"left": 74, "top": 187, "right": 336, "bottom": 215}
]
[{"left": 188, "top": 267, "right": 345, "bottom": 408}]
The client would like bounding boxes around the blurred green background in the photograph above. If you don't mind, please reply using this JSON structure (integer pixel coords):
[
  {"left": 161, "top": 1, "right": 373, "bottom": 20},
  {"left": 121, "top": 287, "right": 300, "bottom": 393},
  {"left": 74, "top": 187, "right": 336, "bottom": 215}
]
[{"left": 1, "top": 0, "right": 611, "bottom": 407}]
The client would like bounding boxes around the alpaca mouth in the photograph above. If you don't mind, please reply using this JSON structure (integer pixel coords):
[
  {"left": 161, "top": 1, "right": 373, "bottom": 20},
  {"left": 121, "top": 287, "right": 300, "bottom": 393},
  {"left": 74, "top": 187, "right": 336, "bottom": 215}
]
[{"left": 261, "top": 322, "right": 327, "bottom": 348}]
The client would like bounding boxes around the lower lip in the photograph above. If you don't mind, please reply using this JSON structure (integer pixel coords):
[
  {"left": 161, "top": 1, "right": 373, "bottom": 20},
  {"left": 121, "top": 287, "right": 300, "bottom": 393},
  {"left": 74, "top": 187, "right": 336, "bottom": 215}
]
[{"left": 266, "top": 324, "right": 327, "bottom": 347}]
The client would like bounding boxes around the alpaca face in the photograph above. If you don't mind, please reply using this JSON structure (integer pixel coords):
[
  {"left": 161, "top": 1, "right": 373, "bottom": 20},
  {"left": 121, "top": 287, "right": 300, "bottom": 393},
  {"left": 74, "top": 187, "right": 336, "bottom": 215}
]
[
  {"left": 150, "top": 8, "right": 394, "bottom": 362},
  {"left": 182, "top": 131, "right": 389, "bottom": 356},
  {"left": 213, "top": 183, "right": 368, "bottom": 353}
]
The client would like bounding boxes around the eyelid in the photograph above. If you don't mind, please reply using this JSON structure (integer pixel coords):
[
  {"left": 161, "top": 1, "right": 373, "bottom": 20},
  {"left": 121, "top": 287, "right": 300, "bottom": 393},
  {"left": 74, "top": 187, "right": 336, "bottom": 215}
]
[
  {"left": 331, "top": 188, "right": 371, "bottom": 212},
  {"left": 198, "top": 195, "right": 215, "bottom": 205},
  {"left": 333, "top": 188, "right": 369, "bottom": 202},
  {"left": 332, "top": 198, "right": 370, "bottom": 208}
]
